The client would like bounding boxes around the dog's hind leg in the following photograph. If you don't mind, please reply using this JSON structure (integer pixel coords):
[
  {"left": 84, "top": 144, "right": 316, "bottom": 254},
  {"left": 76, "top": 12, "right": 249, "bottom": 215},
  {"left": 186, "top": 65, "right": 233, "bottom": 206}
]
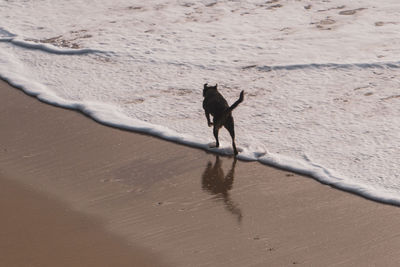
[{"left": 224, "top": 117, "right": 238, "bottom": 155}]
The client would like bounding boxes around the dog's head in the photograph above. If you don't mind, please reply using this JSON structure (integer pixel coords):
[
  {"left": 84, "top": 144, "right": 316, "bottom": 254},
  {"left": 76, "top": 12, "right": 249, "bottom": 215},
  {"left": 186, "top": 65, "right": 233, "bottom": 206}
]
[{"left": 203, "top": 83, "right": 218, "bottom": 97}]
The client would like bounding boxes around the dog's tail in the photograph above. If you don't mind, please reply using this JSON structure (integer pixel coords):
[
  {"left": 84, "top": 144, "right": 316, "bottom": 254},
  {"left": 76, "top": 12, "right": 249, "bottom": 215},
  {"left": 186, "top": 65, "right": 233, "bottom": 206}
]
[
  {"left": 215, "top": 91, "right": 244, "bottom": 128},
  {"left": 228, "top": 90, "right": 244, "bottom": 112}
]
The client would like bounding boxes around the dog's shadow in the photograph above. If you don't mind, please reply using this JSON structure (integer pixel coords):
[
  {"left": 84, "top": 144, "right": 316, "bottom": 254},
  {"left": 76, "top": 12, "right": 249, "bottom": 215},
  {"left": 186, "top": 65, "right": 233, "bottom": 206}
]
[{"left": 201, "top": 155, "right": 242, "bottom": 223}]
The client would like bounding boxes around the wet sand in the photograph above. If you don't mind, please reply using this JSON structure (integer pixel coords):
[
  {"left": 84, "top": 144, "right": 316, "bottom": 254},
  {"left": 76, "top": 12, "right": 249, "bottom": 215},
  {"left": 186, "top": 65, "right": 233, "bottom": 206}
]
[
  {"left": 1, "top": 79, "right": 400, "bottom": 266},
  {"left": 0, "top": 174, "right": 167, "bottom": 267}
]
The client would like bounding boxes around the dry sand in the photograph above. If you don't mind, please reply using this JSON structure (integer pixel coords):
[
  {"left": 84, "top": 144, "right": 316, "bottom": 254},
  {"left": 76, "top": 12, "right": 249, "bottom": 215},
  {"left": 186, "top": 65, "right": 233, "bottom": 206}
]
[{"left": 1, "top": 79, "right": 400, "bottom": 266}]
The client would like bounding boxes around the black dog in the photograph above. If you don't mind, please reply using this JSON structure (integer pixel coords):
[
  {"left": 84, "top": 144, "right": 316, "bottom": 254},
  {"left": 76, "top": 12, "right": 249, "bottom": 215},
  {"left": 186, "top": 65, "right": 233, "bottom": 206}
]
[{"left": 202, "top": 83, "right": 244, "bottom": 155}]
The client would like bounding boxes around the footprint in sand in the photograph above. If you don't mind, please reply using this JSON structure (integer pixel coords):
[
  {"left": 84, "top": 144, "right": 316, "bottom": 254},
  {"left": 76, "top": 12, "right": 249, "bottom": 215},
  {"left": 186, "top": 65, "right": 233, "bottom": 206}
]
[
  {"left": 339, "top": 8, "right": 366, "bottom": 15},
  {"left": 265, "top": 0, "right": 280, "bottom": 4},
  {"left": 375, "top": 21, "right": 398, "bottom": 27},
  {"left": 317, "top": 5, "right": 345, "bottom": 12},
  {"left": 267, "top": 4, "right": 283, "bottom": 10},
  {"left": 127, "top": 6, "right": 143, "bottom": 11},
  {"left": 320, "top": 18, "right": 336, "bottom": 25},
  {"left": 314, "top": 17, "right": 336, "bottom": 30},
  {"left": 381, "top": 95, "right": 400, "bottom": 101}
]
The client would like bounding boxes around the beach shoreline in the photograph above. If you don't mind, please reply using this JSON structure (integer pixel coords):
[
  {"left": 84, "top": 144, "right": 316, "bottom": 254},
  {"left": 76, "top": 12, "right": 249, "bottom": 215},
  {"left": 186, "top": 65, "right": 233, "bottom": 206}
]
[{"left": 1, "top": 80, "right": 400, "bottom": 266}]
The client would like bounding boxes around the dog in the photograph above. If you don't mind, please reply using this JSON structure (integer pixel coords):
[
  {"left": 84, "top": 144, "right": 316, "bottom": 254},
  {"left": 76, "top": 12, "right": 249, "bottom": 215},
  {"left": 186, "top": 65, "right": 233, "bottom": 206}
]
[{"left": 202, "top": 83, "right": 244, "bottom": 155}]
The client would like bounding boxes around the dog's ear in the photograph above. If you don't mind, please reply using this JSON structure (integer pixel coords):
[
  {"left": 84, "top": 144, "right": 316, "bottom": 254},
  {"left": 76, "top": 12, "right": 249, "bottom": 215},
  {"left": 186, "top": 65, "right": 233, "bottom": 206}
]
[
  {"left": 203, "top": 83, "right": 209, "bottom": 97},
  {"left": 215, "top": 84, "right": 218, "bottom": 88}
]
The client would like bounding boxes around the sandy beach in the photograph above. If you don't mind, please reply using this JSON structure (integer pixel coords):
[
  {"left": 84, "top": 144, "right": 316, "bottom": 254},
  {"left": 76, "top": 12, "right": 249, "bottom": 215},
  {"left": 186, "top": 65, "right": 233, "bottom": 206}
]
[{"left": 1, "top": 79, "right": 400, "bottom": 266}]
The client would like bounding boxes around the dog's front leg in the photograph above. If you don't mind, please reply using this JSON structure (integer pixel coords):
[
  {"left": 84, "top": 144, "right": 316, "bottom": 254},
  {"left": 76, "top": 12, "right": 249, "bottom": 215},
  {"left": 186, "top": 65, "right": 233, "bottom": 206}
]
[{"left": 205, "top": 111, "right": 213, "bottom": 127}]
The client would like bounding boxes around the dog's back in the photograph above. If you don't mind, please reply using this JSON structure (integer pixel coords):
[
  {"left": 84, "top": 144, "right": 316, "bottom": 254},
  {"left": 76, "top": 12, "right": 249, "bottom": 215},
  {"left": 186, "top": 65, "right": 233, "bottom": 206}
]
[{"left": 202, "top": 84, "right": 229, "bottom": 119}]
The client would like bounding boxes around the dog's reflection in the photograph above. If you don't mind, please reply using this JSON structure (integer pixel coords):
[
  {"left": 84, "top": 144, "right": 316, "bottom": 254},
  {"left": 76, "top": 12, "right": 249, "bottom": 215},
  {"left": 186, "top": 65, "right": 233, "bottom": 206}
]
[{"left": 201, "top": 155, "right": 242, "bottom": 223}]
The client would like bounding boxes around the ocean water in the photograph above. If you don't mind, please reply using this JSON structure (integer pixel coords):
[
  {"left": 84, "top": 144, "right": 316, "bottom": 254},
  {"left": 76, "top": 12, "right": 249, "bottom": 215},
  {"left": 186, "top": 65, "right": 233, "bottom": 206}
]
[{"left": 1, "top": 0, "right": 399, "bottom": 204}]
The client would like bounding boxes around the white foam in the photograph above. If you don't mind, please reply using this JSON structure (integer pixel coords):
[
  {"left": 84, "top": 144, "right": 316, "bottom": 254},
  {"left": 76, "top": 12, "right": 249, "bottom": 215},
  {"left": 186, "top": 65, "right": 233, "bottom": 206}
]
[
  {"left": 0, "top": 37, "right": 106, "bottom": 55},
  {"left": 1, "top": 0, "right": 400, "bottom": 205}
]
